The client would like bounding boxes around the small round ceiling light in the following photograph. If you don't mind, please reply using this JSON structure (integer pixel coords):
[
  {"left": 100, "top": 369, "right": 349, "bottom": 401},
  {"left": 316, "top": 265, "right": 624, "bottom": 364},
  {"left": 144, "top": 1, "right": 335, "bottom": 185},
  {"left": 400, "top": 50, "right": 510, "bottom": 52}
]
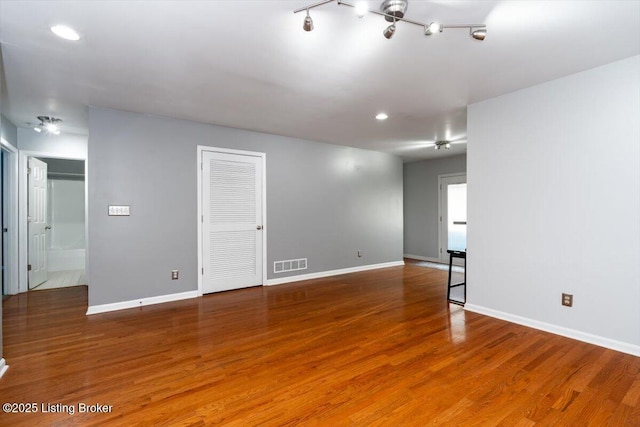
[
  {"left": 375, "top": 113, "right": 389, "bottom": 121},
  {"left": 51, "top": 25, "right": 80, "bottom": 41}
]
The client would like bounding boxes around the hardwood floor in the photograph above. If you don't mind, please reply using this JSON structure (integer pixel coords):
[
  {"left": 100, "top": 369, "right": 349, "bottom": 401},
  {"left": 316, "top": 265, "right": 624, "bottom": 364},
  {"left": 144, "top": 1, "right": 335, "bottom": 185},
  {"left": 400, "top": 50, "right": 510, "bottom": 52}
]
[{"left": 1, "top": 264, "right": 638, "bottom": 426}]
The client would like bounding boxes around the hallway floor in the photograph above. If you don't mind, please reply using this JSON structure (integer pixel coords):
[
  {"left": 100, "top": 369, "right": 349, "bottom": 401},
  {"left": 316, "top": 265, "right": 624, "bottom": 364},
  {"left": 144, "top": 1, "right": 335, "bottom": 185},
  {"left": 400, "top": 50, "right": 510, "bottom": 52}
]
[{"left": 31, "top": 269, "right": 86, "bottom": 291}]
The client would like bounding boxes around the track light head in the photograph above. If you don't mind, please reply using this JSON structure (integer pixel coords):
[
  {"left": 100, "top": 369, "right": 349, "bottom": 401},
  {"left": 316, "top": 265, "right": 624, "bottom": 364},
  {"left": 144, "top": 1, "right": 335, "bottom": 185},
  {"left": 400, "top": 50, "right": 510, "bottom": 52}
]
[
  {"left": 383, "top": 23, "right": 396, "bottom": 39},
  {"left": 303, "top": 10, "right": 314, "bottom": 32},
  {"left": 381, "top": 0, "right": 409, "bottom": 22},
  {"left": 424, "top": 22, "right": 442, "bottom": 36},
  {"left": 471, "top": 28, "right": 486, "bottom": 41},
  {"left": 355, "top": 1, "right": 368, "bottom": 18}
]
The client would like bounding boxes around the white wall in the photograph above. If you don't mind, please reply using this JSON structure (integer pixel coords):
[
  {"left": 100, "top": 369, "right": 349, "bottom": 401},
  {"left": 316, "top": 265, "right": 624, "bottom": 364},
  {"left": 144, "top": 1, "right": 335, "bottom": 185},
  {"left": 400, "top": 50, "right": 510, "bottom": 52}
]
[
  {"left": 48, "top": 179, "right": 85, "bottom": 250},
  {"left": 466, "top": 55, "right": 640, "bottom": 355},
  {"left": 17, "top": 129, "right": 87, "bottom": 158}
]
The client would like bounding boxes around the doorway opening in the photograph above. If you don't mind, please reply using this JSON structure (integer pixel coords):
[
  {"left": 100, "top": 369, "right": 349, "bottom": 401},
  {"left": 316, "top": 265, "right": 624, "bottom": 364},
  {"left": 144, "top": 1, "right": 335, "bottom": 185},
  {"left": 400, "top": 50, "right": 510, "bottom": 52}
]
[
  {"left": 438, "top": 173, "right": 467, "bottom": 265},
  {"left": 27, "top": 157, "right": 86, "bottom": 291}
]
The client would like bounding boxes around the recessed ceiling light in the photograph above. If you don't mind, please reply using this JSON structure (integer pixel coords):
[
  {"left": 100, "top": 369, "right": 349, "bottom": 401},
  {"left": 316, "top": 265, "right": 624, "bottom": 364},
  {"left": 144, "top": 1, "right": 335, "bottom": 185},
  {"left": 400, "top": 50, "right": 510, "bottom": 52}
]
[
  {"left": 375, "top": 113, "right": 389, "bottom": 121},
  {"left": 50, "top": 25, "right": 80, "bottom": 41}
]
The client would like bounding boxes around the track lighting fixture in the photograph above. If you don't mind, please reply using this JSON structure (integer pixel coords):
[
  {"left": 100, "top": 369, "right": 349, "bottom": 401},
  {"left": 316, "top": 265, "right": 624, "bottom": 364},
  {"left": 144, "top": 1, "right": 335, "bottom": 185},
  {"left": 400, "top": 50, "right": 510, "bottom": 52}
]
[
  {"left": 33, "top": 116, "right": 62, "bottom": 135},
  {"left": 294, "top": 0, "right": 486, "bottom": 41},
  {"left": 303, "top": 9, "right": 314, "bottom": 31}
]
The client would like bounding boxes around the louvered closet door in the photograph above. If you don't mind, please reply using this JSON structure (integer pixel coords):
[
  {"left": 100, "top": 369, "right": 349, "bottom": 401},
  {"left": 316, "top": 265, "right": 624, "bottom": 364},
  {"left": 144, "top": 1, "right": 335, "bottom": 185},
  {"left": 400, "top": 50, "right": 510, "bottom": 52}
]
[{"left": 202, "top": 151, "right": 263, "bottom": 294}]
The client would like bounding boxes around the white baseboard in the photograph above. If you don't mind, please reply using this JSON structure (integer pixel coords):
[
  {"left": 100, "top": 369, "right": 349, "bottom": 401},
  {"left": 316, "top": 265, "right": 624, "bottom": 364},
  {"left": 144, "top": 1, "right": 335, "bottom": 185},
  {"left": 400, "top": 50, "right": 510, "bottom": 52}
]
[
  {"left": 265, "top": 261, "right": 405, "bottom": 286},
  {"left": 86, "top": 290, "right": 199, "bottom": 315},
  {"left": 464, "top": 304, "right": 640, "bottom": 357},
  {"left": 0, "top": 358, "right": 8, "bottom": 379},
  {"left": 403, "top": 254, "right": 442, "bottom": 263}
]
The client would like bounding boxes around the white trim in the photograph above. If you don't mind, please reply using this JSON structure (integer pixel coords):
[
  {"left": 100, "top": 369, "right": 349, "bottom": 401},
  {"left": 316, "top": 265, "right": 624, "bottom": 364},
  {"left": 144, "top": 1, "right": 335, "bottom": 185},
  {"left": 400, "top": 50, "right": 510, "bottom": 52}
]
[
  {"left": 196, "top": 146, "right": 267, "bottom": 296},
  {"left": 1, "top": 138, "right": 19, "bottom": 295},
  {"left": 265, "top": 261, "right": 405, "bottom": 286},
  {"left": 86, "top": 290, "right": 199, "bottom": 315},
  {"left": 464, "top": 304, "right": 640, "bottom": 357},
  {"left": 403, "top": 254, "right": 442, "bottom": 263},
  {"left": 0, "top": 358, "right": 8, "bottom": 379},
  {"left": 18, "top": 150, "right": 88, "bottom": 294}
]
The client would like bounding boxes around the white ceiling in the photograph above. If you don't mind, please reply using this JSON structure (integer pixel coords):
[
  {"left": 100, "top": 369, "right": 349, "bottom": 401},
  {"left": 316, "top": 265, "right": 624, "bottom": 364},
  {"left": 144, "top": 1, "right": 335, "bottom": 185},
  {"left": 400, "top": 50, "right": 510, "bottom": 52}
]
[{"left": 1, "top": 1, "right": 639, "bottom": 161}]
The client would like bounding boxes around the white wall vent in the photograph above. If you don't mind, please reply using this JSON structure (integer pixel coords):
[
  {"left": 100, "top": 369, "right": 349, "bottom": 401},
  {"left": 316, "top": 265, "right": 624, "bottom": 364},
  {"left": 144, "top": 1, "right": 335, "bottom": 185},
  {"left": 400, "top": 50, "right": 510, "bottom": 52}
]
[{"left": 274, "top": 258, "right": 307, "bottom": 274}]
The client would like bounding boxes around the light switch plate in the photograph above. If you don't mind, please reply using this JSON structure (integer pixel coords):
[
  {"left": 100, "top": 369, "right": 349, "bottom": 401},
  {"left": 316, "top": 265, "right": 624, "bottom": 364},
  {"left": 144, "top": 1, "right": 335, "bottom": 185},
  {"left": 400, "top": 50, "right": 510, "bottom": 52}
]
[{"left": 108, "top": 205, "right": 131, "bottom": 216}]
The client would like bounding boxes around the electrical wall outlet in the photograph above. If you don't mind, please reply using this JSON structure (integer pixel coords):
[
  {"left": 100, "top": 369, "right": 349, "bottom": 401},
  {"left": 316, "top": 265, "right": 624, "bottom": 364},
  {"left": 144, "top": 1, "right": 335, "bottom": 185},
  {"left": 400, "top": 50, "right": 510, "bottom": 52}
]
[
  {"left": 171, "top": 270, "right": 179, "bottom": 280},
  {"left": 562, "top": 293, "right": 573, "bottom": 307},
  {"left": 357, "top": 250, "right": 362, "bottom": 258}
]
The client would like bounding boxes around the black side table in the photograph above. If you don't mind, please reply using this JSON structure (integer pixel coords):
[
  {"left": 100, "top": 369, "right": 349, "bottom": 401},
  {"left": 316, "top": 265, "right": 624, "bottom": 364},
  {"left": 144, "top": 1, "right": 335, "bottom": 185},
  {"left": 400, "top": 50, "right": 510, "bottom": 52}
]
[{"left": 447, "top": 250, "right": 466, "bottom": 305}]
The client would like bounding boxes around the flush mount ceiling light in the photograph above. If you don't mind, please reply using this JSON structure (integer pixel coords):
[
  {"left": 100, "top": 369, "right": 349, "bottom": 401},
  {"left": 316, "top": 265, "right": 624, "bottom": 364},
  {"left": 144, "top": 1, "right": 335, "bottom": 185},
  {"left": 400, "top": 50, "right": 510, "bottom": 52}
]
[
  {"left": 50, "top": 25, "right": 80, "bottom": 41},
  {"left": 434, "top": 140, "right": 451, "bottom": 150},
  {"left": 33, "top": 116, "right": 62, "bottom": 135},
  {"left": 432, "top": 139, "right": 466, "bottom": 150},
  {"left": 375, "top": 112, "right": 389, "bottom": 120},
  {"left": 294, "top": 0, "right": 486, "bottom": 41}
]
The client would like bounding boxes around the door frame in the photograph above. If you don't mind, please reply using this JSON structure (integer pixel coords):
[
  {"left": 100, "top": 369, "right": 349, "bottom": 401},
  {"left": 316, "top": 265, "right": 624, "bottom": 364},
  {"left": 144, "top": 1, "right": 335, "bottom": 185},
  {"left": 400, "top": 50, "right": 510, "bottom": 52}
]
[
  {"left": 1, "top": 138, "right": 18, "bottom": 295},
  {"left": 438, "top": 172, "right": 467, "bottom": 263},
  {"left": 18, "top": 150, "right": 87, "bottom": 293},
  {"left": 196, "top": 146, "right": 267, "bottom": 296}
]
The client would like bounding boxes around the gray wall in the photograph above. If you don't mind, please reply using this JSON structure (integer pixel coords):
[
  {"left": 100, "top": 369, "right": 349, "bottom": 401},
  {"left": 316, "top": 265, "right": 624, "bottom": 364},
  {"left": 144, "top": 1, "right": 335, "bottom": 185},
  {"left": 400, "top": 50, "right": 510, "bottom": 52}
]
[
  {"left": 403, "top": 154, "right": 466, "bottom": 260},
  {"left": 467, "top": 55, "right": 639, "bottom": 351},
  {"left": 0, "top": 112, "right": 15, "bottom": 359},
  {"left": 1, "top": 114, "right": 17, "bottom": 146},
  {"left": 88, "top": 107, "right": 403, "bottom": 306},
  {"left": 0, "top": 113, "right": 14, "bottom": 359}
]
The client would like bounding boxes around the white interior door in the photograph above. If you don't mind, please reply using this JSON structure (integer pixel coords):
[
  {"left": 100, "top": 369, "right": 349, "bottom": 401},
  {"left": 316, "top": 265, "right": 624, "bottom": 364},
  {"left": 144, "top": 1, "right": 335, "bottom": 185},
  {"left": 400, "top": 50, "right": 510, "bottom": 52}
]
[
  {"left": 439, "top": 174, "right": 467, "bottom": 265},
  {"left": 202, "top": 150, "right": 263, "bottom": 294},
  {"left": 28, "top": 157, "right": 48, "bottom": 288}
]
